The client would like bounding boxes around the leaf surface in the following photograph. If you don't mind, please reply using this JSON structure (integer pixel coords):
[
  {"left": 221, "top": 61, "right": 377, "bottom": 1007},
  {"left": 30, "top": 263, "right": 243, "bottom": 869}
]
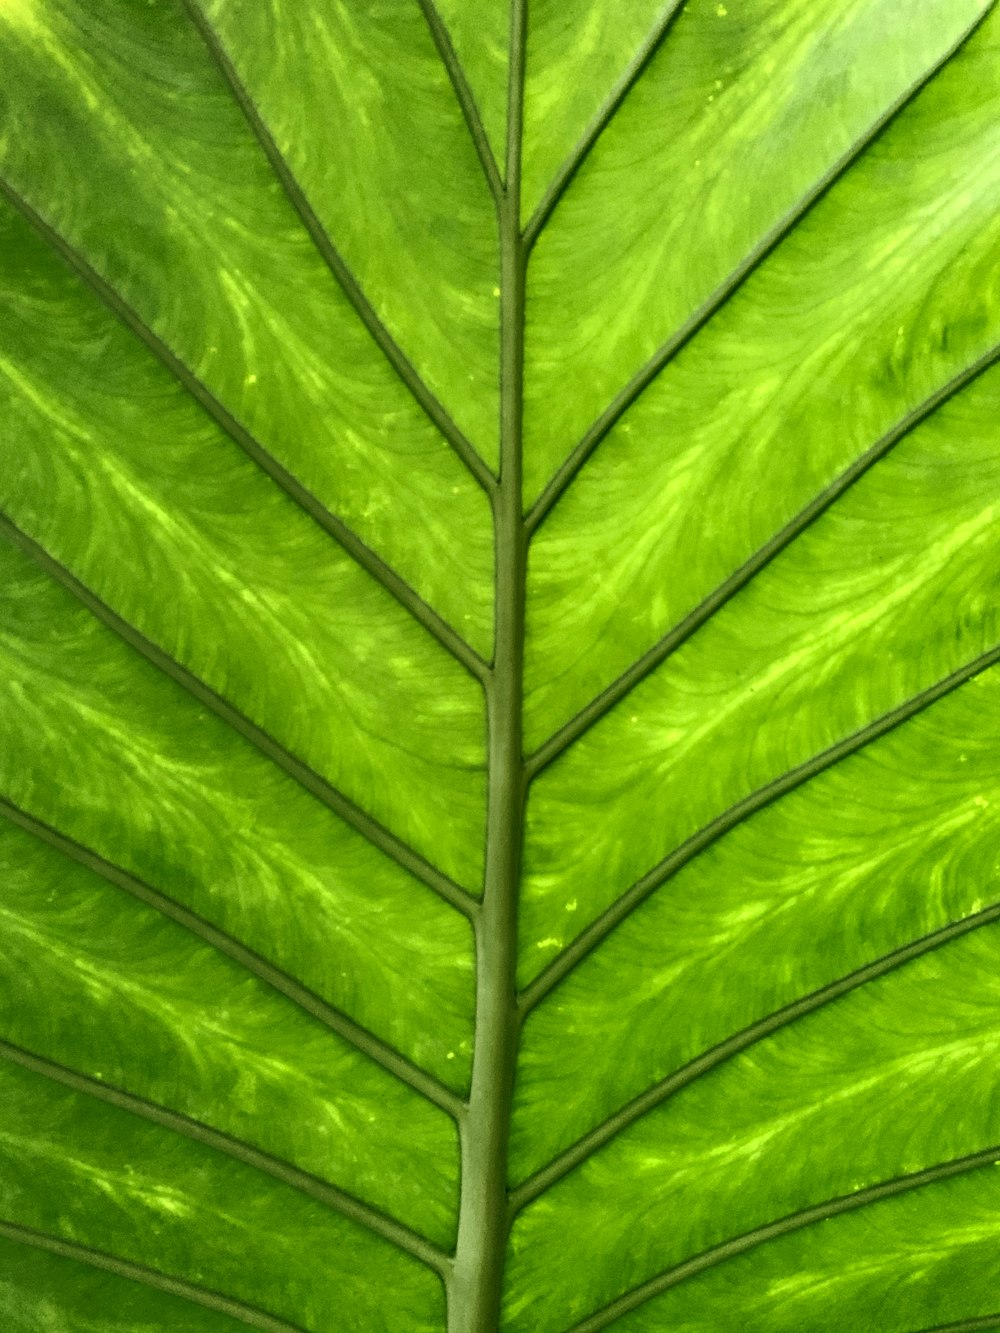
[{"left": 3, "top": 1, "right": 1000, "bottom": 1331}]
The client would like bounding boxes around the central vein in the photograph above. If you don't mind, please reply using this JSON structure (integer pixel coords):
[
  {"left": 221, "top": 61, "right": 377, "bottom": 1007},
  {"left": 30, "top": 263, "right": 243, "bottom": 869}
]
[{"left": 448, "top": 6, "right": 527, "bottom": 1329}]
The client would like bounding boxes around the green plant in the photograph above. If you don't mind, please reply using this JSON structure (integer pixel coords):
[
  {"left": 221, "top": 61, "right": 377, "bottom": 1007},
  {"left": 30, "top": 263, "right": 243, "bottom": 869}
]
[{"left": 3, "top": 0, "right": 1000, "bottom": 1329}]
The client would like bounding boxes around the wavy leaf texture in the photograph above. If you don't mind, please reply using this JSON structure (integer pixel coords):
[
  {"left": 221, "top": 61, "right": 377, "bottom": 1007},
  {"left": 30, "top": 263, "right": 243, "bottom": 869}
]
[{"left": 2, "top": 1, "right": 1000, "bottom": 1331}]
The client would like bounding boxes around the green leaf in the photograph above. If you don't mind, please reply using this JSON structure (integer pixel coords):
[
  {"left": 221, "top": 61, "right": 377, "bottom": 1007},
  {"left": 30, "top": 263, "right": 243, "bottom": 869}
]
[{"left": 2, "top": 2, "right": 1000, "bottom": 1331}]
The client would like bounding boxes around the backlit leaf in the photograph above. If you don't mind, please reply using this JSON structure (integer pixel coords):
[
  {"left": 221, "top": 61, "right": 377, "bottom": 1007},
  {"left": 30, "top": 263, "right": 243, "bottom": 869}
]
[{"left": 2, "top": 2, "right": 1000, "bottom": 1330}]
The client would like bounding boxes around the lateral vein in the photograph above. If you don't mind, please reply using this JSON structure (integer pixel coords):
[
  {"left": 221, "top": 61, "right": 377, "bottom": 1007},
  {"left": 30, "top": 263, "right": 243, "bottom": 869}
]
[
  {"left": 417, "top": 0, "right": 504, "bottom": 203},
  {"left": 0, "top": 178, "right": 488, "bottom": 685},
  {"left": 524, "top": 3, "right": 995, "bottom": 532},
  {"left": 181, "top": 0, "right": 497, "bottom": 496},
  {"left": 520, "top": 642, "right": 1000, "bottom": 1011},
  {"left": 0, "top": 1041, "right": 450, "bottom": 1276},
  {"left": 0, "top": 1219, "right": 311, "bottom": 1332},
  {"left": 526, "top": 337, "right": 1000, "bottom": 779},
  {"left": 511, "top": 896, "right": 1000, "bottom": 1212},
  {"left": 560, "top": 1145, "right": 1000, "bottom": 1333},
  {"left": 0, "top": 515, "right": 477, "bottom": 923},
  {"left": 912, "top": 1319, "right": 1000, "bottom": 1333},
  {"left": 0, "top": 798, "right": 464, "bottom": 1121},
  {"left": 522, "top": 0, "right": 686, "bottom": 250}
]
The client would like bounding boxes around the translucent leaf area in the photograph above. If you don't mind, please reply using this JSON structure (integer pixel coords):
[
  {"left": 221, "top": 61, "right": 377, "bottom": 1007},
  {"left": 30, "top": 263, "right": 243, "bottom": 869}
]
[{"left": 2, "top": 1, "right": 1000, "bottom": 1331}]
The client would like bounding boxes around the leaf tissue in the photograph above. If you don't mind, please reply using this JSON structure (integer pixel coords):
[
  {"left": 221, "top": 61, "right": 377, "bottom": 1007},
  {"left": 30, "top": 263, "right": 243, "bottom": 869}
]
[{"left": 3, "top": 1, "right": 1000, "bottom": 1330}]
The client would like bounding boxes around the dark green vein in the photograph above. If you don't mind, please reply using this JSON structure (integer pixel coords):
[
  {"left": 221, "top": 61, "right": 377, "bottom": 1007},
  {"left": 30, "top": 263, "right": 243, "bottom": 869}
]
[
  {"left": 0, "top": 1219, "right": 309, "bottom": 1333},
  {"left": 0, "top": 179, "right": 488, "bottom": 685},
  {"left": 0, "top": 515, "right": 476, "bottom": 921},
  {"left": 523, "top": 2, "right": 995, "bottom": 532},
  {"left": 417, "top": 0, "right": 504, "bottom": 203},
  {"left": 511, "top": 896, "right": 1000, "bottom": 1212},
  {"left": 0, "top": 798, "right": 464, "bottom": 1120},
  {"left": 561, "top": 1145, "right": 1000, "bottom": 1333},
  {"left": 0, "top": 1041, "right": 449, "bottom": 1275},
  {"left": 520, "top": 642, "right": 1000, "bottom": 1012},
  {"left": 916, "top": 1319, "right": 1000, "bottom": 1333},
  {"left": 526, "top": 338, "right": 1000, "bottom": 779},
  {"left": 181, "top": 0, "right": 496, "bottom": 496},
  {"left": 521, "top": 0, "right": 686, "bottom": 249}
]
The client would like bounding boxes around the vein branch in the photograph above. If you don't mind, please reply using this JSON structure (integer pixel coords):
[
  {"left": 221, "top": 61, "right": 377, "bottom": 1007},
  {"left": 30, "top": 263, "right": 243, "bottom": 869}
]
[
  {"left": 0, "top": 515, "right": 476, "bottom": 923},
  {"left": 181, "top": 0, "right": 497, "bottom": 496},
  {"left": 0, "top": 1219, "right": 308, "bottom": 1333},
  {"left": 0, "top": 798, "right": 464, "bottom": 1121},
  {"left": 520, "top": 642, "right": 1000, "bottom": 1012},
  {"left": 0, "top": 179, "right": 489, "bottom": 686},
  {"left": 561, "top": 1145, "right": 1000, "bottom": 1333},
  {"left": 522, "top": 0, "right": 686, "bottom": 250},
  {"left": 0, "top": 1041, "right": 450, "bottom": 1276},
  {"left": 912, "top": 1320, "right": 1000, "bottom": 1333},
  {"left": 511, "top": 895, "right": 1000, "bottom": 1212},
  {"left": 524, "top": 4, "right": 994, "bottom": 533},
  {"left": 417, "top": 0, "right": 504, "bottom": 203},
  {"left": 526, "top": 337, "right": 1000, "bottom": 780}
]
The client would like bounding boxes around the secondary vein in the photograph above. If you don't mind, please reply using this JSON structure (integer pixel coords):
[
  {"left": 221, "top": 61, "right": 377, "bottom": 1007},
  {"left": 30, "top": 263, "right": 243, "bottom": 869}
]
[
  {"left": 181, "top": 0, "right": 497, "bottom": 496},
  {"left": 523, "top": 3, "right": 995, "bottom": 533},
  {"left": 560, "top": 1144, "right": 1000, "bottom": 1333},
  {"left": 913, "top": 1319, "right": 1000, "bottom": 1333},
  {"left": 417, "top": 0, "right": 504, "bottom": 204},
  {"left": 0, "top": 1041, "right": 449, "bottom": 1277},
  {"left": 526, "top": 336, "right": 1000, "bottom": 780},
  {"left": 522, "top": 0, "right": 686, "bottom": 250},
  {"left": 0, "top": 515, "right": 477, "bottom": 923},
  {"left": 0, "top": 1219, "right": 308, "bottom": 1333},
  {"left": 0, "top": 179, "right": 488, "bottom": 686},
  {"left": 0, "top": 798, "right": 464, "bottom": 1120},
  {"left": 510, "top": 895, "right": 1000, "bottom": 1212},
  {"left": 520, "top": 642, "right": 1000, "bottom": 1012}
]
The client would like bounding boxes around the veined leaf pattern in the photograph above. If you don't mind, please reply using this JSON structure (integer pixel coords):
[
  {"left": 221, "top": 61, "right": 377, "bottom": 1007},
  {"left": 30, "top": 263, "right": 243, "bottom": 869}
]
[{"left": 2, "top": 1, "right": 1000, "bottom": 1330}]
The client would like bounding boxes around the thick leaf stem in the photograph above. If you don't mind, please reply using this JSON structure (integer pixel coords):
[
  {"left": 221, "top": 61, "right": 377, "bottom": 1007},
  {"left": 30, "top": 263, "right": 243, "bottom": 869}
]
[{"left": 449, "top": 6, "right": 527, "bottom": 1328}]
